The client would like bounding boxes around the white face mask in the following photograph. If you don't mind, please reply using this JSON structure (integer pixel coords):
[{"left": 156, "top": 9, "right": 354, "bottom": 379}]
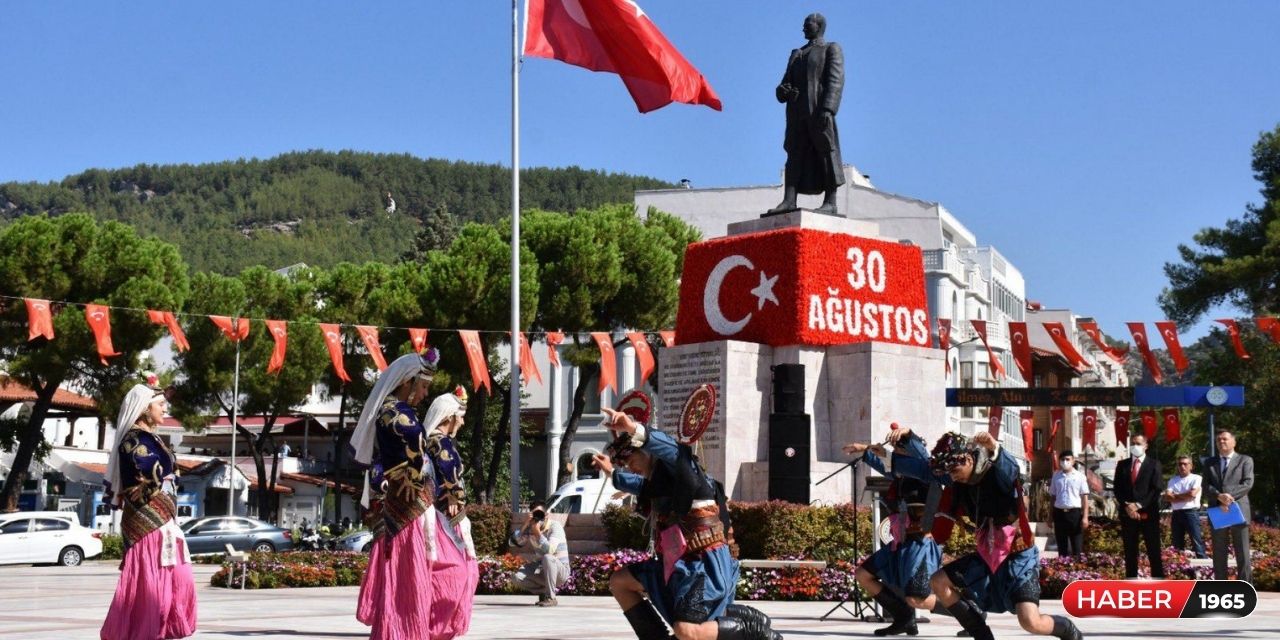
[
  {"left": 1061, "top": 461, "right": 1074, "bottom": 471},
  {"left": 1130, "top": 445, "right": 1145, "bottom": 459}
]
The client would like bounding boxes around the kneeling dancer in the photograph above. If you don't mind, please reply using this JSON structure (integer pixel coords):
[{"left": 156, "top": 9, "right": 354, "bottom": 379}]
[
  {"left": 909, "top": 431, "right": 1082, "bottom": 640},
  {"left": 593, "top": 404, "right": 781, "bottom": 640}
]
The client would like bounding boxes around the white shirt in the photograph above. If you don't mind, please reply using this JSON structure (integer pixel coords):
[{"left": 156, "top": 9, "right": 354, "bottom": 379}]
[
  {"left": 1167, "top": 473, "right": 1202, "bottom": 511},
  {"left": 1050, "top": 469, "right": 1090, "bottom": 509}
]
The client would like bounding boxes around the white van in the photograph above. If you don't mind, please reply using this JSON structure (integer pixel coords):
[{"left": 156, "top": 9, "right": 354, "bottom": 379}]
[{"left": 545, "top": 477, "right": 630, "bottom": 515}]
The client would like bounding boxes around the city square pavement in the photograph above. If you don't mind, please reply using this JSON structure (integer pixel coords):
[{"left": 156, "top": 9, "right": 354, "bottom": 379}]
[{"left": 1, "top": 562, "right": 1276, "bottom": 639}]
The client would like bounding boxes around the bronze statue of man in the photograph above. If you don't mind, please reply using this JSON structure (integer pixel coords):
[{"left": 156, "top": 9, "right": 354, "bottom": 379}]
[{"left": 768, "top": 13, "right": 845, "bottom": 216}]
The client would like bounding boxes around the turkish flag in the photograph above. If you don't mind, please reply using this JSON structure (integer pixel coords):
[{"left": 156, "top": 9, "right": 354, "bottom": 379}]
[
  {"left": 1078, "top": 321, "right": 1128, "bottom": 364},
  {"left": 1162, "top": 408, "right": 1182, "bottom": 443},
  {"left": 659, "top": 330, "right": 676, "bottom": 348},
  {"left": 1082, "top": 408, "right": 1098, "bottom": 450},
  {"left": 1256, "top": 317, "right": 1280, "bottom": 344},
  {"left": 265, "top": 320, "right": 288, "bottom": 375},
  {"left": 1216, "top": 319, "right": 1251, "bottom": 360},
  {"left": 1140, "top": 410, "right": 1157, "bottom": 441},
  {"left": 319, "top": 323, "right": 350, "bottom": 384},
  {"left": 84, "top": 304, "right": 121, "bottom": 365},
  {"left": 1043, "top": 322, "right": 1090, "bottom": 371},
  {"left": 591, "top": 332, "right": 618, "bottom": 395},
  {"left": 1125, "top": 322, "right": 1163, "bottom": 385},
  {"left": 545, "top": 331, "right": 565, "bottom": 368},
  {"left": 459, "top": 330, "right": 492, "bottom": 393},
  {"left": 25, "top": 298, "right": 55, "bottom": 341},
  {"left": 514, "top": 332, "right": 543, "bottom": 386},
  {"left": 1019, "top": 410, "right": 1035, "bottom": 461},
  {"left": 626, "top": 332, "right": 655, "bottom": 385},
  {"left": 1008, "top": 321, "right": 1033, "bottom": 382},
  {"left": 356, "top": 325, "right": 387, "bottom": 372},
  {"left": 939, "top": 319, "right": 952, "bottom": 376},
  {"left": 210, "top": 316, "right": 250, "bottom": 342},
  {"left": 524, "top": 0, "right": 721, "bottom": 113},
  {"left": 1114, "top": 410, "right": 1131, "bottom": 443},
  {"left": 1154, "top": 321, "right": 1189, "bottom": 374},
  {"left": 987, "top": 407, "right": 1003, "bottom": 439},
  {"left": 409, "top": 328, "right": 429, "bottom": 354},
  {"left": 147, "top": 310, "right": 190, "bottom": 352},
  {"left": 971, "top": 320, "right": 1006, "bottom": 380},
  {"left": 1048, "top": 408, "right": 1065, "bottom": 452}
]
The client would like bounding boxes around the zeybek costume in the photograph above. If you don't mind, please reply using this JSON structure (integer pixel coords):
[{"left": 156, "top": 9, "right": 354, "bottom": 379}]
[
  {"left": 101, "top": 384, "right": 197, "bottom": 640},
  {"left": 423, "top": 388, "right": 479, "bottom": 639},
  {"left": 352, "top": 351, "right": 440, "bottom": 640}
]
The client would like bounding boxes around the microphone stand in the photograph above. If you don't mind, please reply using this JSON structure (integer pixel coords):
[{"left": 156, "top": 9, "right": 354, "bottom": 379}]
[{"left": 816, "top": 457, "right": 881, "bottom": 622}]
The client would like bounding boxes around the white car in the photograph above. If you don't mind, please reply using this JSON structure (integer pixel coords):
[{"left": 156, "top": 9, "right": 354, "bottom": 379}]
[
  {"left": 546, "top": 477, "right": 630, "bottom": 514},
  {"left": 0, "top": 511, "right": 104, "bottom": 566}
]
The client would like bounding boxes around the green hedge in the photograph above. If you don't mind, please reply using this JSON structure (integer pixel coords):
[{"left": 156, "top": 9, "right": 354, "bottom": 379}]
[
  {"left": 467, "top": 503, "right": 512, "bottom": 557},
  {"left": 100, "top": 533, "right": 123, "bottom": 560}
]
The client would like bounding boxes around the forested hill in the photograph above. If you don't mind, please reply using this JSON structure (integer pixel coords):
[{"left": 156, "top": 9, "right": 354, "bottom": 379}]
[{"left": 0, "top": 150, "right": 674, "bottom": 273}]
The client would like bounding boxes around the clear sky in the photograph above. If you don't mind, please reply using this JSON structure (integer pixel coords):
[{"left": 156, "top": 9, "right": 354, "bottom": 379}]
[{"left": 3, "top": 1, "right": 1278, "bottom": 340}]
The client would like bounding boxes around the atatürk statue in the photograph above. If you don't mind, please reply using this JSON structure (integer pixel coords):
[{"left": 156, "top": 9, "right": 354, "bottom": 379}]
[{"left": 768, "top": 13, "right": 845, "bottom": 216}]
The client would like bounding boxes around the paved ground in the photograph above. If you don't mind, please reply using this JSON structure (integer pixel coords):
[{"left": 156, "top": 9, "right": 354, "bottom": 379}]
[{"left": 1, "top": 562, "right": 1276, "bottom": 639}]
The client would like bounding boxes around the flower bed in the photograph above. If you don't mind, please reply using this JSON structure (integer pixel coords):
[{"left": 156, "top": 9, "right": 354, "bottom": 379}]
[
  {"left": 210, "top": 551, "right": 368, "bottom": 589},
  {"left": 1038, "top": 549, "right": 1215, "bottom": 599}
]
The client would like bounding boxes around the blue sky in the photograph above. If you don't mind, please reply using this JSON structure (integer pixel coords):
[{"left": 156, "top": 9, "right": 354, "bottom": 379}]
[{"left": 2, "top": 1, "right": 1277, "bottom": 340}]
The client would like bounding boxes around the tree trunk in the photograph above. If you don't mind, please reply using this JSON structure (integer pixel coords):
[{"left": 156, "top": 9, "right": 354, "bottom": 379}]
[
  {"left": 96, "top": 415, "right": 107, "bottom": 450},
  {"left": 464, "top": 334, "right": 491, "bottom": 496},
  {"left": 334, "top": 387, "right": 348, "bottom": 523},
  {"left": 268, "top": 435, "right": 282, "bottom": 524},
  {"left": 1, "top": 377, "right": 61, "bottom": 513},
  {"left": 483, "top": 383, "right": 512, "bottom": 504},
  {"left": 236, "top": 423, "right": 273, "bottom": 524},
  {"left": 556, "top": 362, "right": 598, "bottom": 487}
]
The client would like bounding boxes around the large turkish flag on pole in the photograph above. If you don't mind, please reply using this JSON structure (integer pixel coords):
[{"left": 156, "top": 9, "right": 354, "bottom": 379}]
[{"left": 524, "top": 0, "right": 722, "bottom": 113}]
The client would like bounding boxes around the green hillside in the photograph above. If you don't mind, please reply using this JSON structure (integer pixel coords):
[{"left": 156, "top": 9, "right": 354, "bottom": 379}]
[{"left": 0, "top": 150, "right": 674, "bottom": 273}]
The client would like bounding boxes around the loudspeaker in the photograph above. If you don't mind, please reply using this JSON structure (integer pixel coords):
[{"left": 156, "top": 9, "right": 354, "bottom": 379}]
[
  {"left": 771, "top": 363, "right": 806, "bottom": 415},
  {"left": 768, "top": 413, "right": 811, "bottom": 504}
]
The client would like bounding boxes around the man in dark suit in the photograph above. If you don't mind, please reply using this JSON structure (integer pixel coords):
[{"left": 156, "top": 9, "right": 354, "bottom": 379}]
[
  {"left": 1114, "top": 434, "right": 1165, "bottom": 578},
  {"left": 1204, "top": 429, "right": 1254, "bottom": 583}
]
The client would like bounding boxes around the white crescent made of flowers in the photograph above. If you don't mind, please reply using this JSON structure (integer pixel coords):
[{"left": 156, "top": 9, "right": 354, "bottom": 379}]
[{"left": 702, "top": 254, "right": 779, "bottom": 336}]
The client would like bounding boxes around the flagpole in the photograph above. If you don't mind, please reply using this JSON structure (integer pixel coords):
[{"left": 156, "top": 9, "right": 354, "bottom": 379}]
[
  {"left": 509, "top": 0, "right": 523, "bottom": 513},
  {"left": 229, "top": 323, "right": 241, "bottom": 517}
]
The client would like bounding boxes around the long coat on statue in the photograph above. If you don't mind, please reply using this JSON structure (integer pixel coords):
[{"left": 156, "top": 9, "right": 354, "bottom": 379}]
[{"left": 778, "top": 38, "right": 845, "bottom": 194}]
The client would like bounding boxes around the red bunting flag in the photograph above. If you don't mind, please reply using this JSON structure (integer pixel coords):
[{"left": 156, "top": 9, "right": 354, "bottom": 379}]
[
  {"left": 1078, "top": 321, "right": 1128, "bottom": 364},
  {"left": 1162, "top": 408, "right": 1182, "bottom": 443},
  {"left": 84, "top": 304, "right": 121, "bottom": 365},
  {"left": 1154, "top": 321, "right": 1189, "bottom": 374},
  {"left": 970, "top": 320, "right": 1005, "bottom": 380},
  {"left": 545, "top": 331, "right": 565, "bottom": 368},
  {"left": 1081, "top": 408, "right": 1098, "bottom": 450},
  {"left": 1140, "top": 410, "right": 1157, "bottom": 441},
  {"left": 1256, "top": 317, "right": 1280, "bottom": 344},
  {"left": 210, "top": 316, "right": 250, "bottom": 342},
  {"left": 25, "top": 298, "right": 55, "bottom": 341},
  {"left": 938, "top": 319, "right": 952, "bottom": 376},
  {"left": 356, "top": 326, "right": 387, "bottom": 372},
  {"left": 1114, "top": 410, "right": 1131, "bottom": 443},
  {"left": 514, "top": 332, "right": 543, "bottom": 386},
  {"left": 987, "top": 407, "right": 1003, "bottom": 439},
  {"left": 319, "top": 323, "right": 350, "bottom": 384},
  {"left": 147, "top": 310, "right": 190, "bottom": 352},
  {"left": 659, "top": 330, "right": 676, "bottom": 348},
  {"left": 591, "top": 332, "right": 618, "bottom": 395},
  {"left": 1019, "top": 410, "right": 1035, "bottom": 461},
  {"left": 1042, "top": 322, "right": 1090, "bottom": 371},
  {"left": 626, "top": 332, "right": 656, "bottom": 385},
  {"left": 1125, "top": 322, "right": 1164, "bottom": 385},
  {"left": 265, "top": 320, "right": 288, "bottom": 375},
  {"left": 458, "top": 330, "right": 491, "bottom": 393},
  {"left": 524, "top": 0, "right": 722, "bottom": 113},
  {"left": 409, "top": 328, "right": 429, "bottom": 354},
  {"left": 1008, "top": 321, "right": 1033, "bottom": 382},
  {"left": 1048, "top": 408, "right": 1065, "bottom": 452},
  {"left": 1216, "top": 319, "right": 1251, "bottom": 360}
]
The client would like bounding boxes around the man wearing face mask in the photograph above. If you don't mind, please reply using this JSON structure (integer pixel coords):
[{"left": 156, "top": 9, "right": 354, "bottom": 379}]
[
  {"left": 1048, "top": 451, "right": 1090, "bottom": 557},
  {"left": 1113, "top": 434, "right": 1165, "bottom": 579}
]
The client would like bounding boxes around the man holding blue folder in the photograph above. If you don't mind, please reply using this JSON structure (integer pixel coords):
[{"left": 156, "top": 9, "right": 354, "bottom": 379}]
[{"left": 1204, "top": 430, "right": 1254, "bottom": 583}]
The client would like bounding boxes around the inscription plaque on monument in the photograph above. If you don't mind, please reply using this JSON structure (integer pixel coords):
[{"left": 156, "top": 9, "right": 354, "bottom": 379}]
[{"left": 659, "top": 347, "right": 726, "bottom": 464}]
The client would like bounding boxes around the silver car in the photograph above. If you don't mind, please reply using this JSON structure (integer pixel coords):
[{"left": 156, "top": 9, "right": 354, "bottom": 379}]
[
  {"left": 180, "top": 516, "right": 294, "bottom": 555},
  {"left": 332, "top": 528, "right": 373, "bottom": 553}
]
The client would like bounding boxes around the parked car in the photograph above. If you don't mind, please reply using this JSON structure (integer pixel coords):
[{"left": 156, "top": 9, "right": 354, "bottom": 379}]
[
  {"left": 332, "top": 528, "right": 373, "bottom": 553},
  {"left": 180, "top": 516, "right": 294, "bottom": 555},
  {"left": 0, "top": 512, "right": 104, "bottom": 566}
]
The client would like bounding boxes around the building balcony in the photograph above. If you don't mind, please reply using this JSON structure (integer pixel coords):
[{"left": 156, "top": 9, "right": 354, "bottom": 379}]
[{"left": 922, "top": 248, "right": 965, "bottom": 283}]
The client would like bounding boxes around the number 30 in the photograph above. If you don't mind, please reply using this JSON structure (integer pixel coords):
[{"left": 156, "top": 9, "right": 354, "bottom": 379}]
[{"left": 847, "top": 247, "right": 887, "bottom": 293}]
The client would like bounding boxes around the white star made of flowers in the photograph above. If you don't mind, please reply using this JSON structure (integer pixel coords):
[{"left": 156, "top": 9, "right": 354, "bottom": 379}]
[{"left": 749, "top": 271, "right": 779, "bottom": 311}]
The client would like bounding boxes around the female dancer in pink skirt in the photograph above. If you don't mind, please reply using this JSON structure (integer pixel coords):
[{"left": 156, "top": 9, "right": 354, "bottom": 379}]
[
  {"left": 351, "top": 350, "right": 441, "bottom": 640},
  {"left": 422, "top": 387, "right": 480, "bottom": 639},
  {"left": 102, "top": 383, "right": 197, "bottom": 640}
]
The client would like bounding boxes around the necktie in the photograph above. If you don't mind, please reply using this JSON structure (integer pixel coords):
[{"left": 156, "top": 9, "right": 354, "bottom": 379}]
[
  {"left": 1221, "top": 457, "right": 1228, "bottom": 476},
  {"left": 1131, "top": 459, "right": 1141, "bottom": 483}
]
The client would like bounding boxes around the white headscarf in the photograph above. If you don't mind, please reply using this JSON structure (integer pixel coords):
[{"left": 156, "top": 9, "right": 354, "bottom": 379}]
[
  {"left": 351, "top": 350, "right": 439, "bottom": 466},
  {"left": 105, "top": 383, "right": 165, "bottom": 508},
  {"left": 422, "top": 390, "right": 467, "bottom": 436}
]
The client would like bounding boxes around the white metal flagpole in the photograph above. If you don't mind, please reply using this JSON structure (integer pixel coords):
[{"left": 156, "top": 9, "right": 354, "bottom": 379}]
[
  {"left": 509, "top": 0, "right": 523, "bottom": 513},
  {"left": 228, "top": 322, "right": 241, "bottom": 517}
]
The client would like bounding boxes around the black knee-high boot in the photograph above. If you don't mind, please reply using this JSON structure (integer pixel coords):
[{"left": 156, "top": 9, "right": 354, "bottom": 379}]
[
  {"left": 872, "top": 590, "right": 918, "bottom": 636},
  {"left": 933, "top": 599, "right": 986, "bottom": 637},
  {"left": 718, "top": 604, "right": 782, "bottom": 640},
  {"left": 623, "top": 599, "right": 675, "bottom": 640},
  {"left": 1051, "top": 615, "right": 1083, "bottom": 640},
  {"left": 945, "top": 599, "right": 994, "bottom": 640}
]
